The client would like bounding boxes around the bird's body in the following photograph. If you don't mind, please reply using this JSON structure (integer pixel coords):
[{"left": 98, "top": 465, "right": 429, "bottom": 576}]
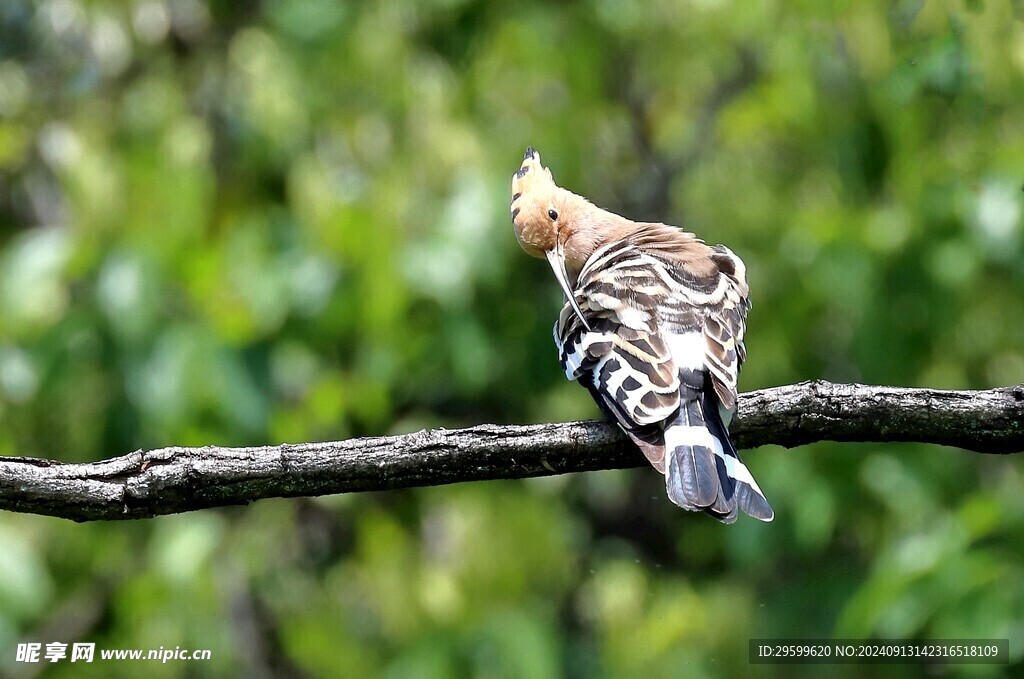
[{"left": 511, "top": 148, "right": 772, "bottom": 523}]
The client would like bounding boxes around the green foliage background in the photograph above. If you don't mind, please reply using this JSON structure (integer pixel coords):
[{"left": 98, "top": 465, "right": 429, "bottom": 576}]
[{"left": 2, "top": 0, "right": 1024, "bottom": 676}]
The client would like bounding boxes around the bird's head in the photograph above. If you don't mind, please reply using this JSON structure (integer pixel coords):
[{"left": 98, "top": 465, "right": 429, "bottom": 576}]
[
  {"left": 510, "top": 147, "right": 564, "bottom": 258},
  {"left": 511, "top": 147, "right": 618, "bottom": 326}
]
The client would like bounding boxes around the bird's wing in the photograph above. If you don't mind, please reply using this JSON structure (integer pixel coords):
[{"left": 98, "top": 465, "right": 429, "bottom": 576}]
[
  {"left": 555, "top": 237, "right": 769, "bottom": 522},
  {"left": 555, "top": 240, "right": 685, "bottom": 472},
  {"left": 600, "top": 225, "right": 751, "bottom": 412},
  {"left": 558, "top": 237, "right": 751, "bottom": 414},
  {"left": 699, "top": 245, "right": 750, "bottom": 413}
]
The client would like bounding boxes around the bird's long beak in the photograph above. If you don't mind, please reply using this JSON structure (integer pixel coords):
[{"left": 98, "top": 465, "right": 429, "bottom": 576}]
[{"left": 545, "top": 244, "right": 591, "bottom": 331}]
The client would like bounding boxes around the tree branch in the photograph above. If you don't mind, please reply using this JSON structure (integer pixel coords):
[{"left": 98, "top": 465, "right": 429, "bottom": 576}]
[{"left": 2, "top": 381, "right": 1022, "bottom": 522}]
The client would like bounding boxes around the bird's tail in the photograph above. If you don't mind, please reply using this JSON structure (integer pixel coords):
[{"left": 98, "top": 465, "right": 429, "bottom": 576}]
[{"left": 664, "top": 385, "right": 774, "bottom": 523}]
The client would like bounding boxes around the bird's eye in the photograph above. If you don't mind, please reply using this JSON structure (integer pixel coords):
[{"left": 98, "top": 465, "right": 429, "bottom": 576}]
[{"left": 548, "top": 209, "right": 558, "bottom": 221}]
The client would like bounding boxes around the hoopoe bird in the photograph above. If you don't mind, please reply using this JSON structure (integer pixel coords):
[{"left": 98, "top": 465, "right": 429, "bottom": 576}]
[{"left": 511, "top": 148, "right": 773, "bottom": 523}]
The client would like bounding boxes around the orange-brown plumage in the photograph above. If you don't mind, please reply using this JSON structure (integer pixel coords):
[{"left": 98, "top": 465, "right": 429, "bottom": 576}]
[{"left": 511, "top": 148, "right": 723, "bottom": 286}]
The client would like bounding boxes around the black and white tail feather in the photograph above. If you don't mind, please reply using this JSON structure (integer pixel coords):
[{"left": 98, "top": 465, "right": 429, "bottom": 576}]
[{"left": 556, "top": 236, "right": 773, "bottom": 523}]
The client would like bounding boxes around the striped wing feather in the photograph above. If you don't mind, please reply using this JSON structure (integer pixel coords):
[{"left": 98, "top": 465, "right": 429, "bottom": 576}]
[{"left": 556, "top": 234, "right": 772, "bottom": 522}]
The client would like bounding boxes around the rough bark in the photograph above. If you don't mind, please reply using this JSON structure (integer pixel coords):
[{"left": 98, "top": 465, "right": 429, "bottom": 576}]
[{"left": 1, "top": 380, "right": 1021, "bottom": 522}]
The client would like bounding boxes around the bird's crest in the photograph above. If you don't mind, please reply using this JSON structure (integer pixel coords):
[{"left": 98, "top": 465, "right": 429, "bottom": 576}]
[{"left": 511, "top": 147, "right": 555, "bottom": 205}]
